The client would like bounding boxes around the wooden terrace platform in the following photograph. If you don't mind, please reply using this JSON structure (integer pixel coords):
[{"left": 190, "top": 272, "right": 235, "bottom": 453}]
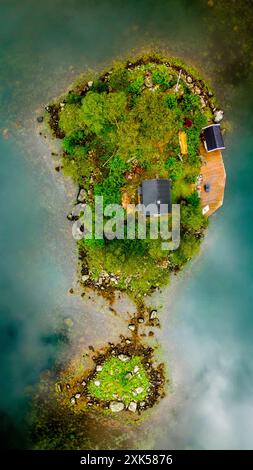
[{"left": 199, "top": 144, "right": 226, "bottom": 216}]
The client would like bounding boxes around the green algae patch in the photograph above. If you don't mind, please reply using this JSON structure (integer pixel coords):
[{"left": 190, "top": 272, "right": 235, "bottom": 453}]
[{"left": 87, "top": 356, "right": 150, "bottom": 405}]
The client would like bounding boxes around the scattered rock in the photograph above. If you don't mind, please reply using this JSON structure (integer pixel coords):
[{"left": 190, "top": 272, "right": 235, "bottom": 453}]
[
  {"left": 140, "top": 401, "right": 146, "bottom": 408},
  {"left": 75, "top": 393, "right": 81, "bottom": 399},
  {"left": 133, "top": 366, "right": 139, "bottom": 374},
  {"left": 96, "top": 365, "right": 103, "bottom": 371},
  {"left": 70, "top": 397, "right": 76, "bottom": 405},
  {"left": 186, "top": 76, "right": 193, "bottom": 83},
  {"left": 69, "top": 288, "right": 74, "bottom": 294},
  {"left": 138, "top": 317, "right": 144, "bottom": 323},
  {"left": 150, "top": 310, "right": 158, "bottom": 320},
  {"left": 37, "top": 116, "right": 43, "bottom": 123},
  {"left": 81, "top": 380, "right": 86, "bottom": 386},
  {"left": 200, "top": 96, "right": 206, "bottom": 108},
  {"left": 144, "top": 72, "right": 153, "bottom": 88},
  {"left": 109, "top": 401, "right": 124, "bottom": 412},
  {"left": 135, "top": 387, "right": 144, "bottom": 394},
  {"left": 82, "top": 274, "right": 89, "bottom": 282},
  {"left": 118, "top": 354, "right": 130, "bottom": 362},
  {"left": 194, "top": 86, "right": 201, "bottom": 94},
  {"left": 128, "top": 401, "right": 137, "bottom": 413},
  {"left": 128, "top": 324, "right": 136, "bottom": 332},
  {"left": 88, "top": 81, "right": 93, "bottom": 87},
  {"left": 214, "top": 109, "right": 224, "bottom": 123},
  {"left": 56, "top": 383, "right": 62, "bottom": 393},
  {"left": 94, "top": 380, "right": 100, "bottom": 387},
  {"left": 125, "top": 339, "right": 131, "bottom": 345},
  {"left": 124, "top": 372, "right": 132, "bottom": 380},
  {"left": 77, "top": 188, "right": 87, "bottom": 203},
  {"left": 66, "top": 384, "right": 71, "bottom": 390}
]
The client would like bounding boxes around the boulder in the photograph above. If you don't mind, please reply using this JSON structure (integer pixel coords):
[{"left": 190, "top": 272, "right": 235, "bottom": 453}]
[
  {"left": 128, "top": 324, "right": 136, "bottom": 332},
  {"left": 150, "top": 310, "right": 158, "bottom": 320},
  {"left": 77, "top": 188, "right": 87, "bottom": 203},
  {"left": 37, "top": 116, "right": 43, "bottom": 123},
  {"left": 94, "top": 380, "right": 100, "bottom": 387},
  {"left": 88, "top": 81, "right": 93, "bottom": 87},
  {"left": 135, "top": 387, "right": 144, "bottom": 394},
  {"left": 133, "top": 366, "right": 139, "bottom": 373},
  {"left": 109, "top": 401, "right": 124, "bottom": 412},
  {"left": 214, "top": 109, "right": 224, "bottom": 123},
  {"left": 96, "top": 365, "right": 103, "bottom": 371},
  {"left": 118, "top": 354, "right": 130, "bottom": 362},
  {"left": 75, "top": 393, "right": 81, "bottom": 399},
  {"left": 81, "top": 274, "right": 89, "bottom": 282},
  {"left": 186, "top": 76, "right": 193, "bottom": 83},
  {"left": 128, "top": 401, "right": 137, "bottom": 413},
  {"left": 70, "top": 397, "right": 76, "bottom": 405}
]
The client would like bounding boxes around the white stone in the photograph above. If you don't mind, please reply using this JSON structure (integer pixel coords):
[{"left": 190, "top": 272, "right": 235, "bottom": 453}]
[
  {"left": 128, "top": 324, "right": 136, "bottom": 331},
  {"left": 109, "top": 401, "right": 124, "bottom": 412},
  {"left": 133, "top": 366, "right": 139, "bottom": 373},
  {"left": 214, "top": 109, "right": 224, "bottom": 123},
  {"left": 128, "top": 401, "right": 137, "bottom": 412},
  {"left": 96, "top": 365, "right": 103, "bottom": 371},
  {"left": 88, "top": 81, "right": 93, "bottom": 87},
  {"left": 75, "top": 393, "right": 81, "bottom": 399},
  {"left": 118, "top": 354, "right": 130, "bottom": 362},
  {"left": 136, "top": 387, "right": 144, "bottom": 394},
  {"left": 94, "top": 380, "right": 100, "bottom": 387},
  {"left": 70, "top": 397, "right": 76, "bottom": 405}
]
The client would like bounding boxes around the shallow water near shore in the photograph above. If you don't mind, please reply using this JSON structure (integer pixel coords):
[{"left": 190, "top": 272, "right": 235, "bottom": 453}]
[{"left": 1, "top": 0, "right": 253, "bottom": 449}]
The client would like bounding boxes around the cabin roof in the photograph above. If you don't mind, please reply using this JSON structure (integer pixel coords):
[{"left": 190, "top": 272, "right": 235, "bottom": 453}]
[
  {"left": 203, "top": 124, "right": 225, "bottom": 152},
  {"left": 139, "top": 178, "right": 171, "bottom": 215}
]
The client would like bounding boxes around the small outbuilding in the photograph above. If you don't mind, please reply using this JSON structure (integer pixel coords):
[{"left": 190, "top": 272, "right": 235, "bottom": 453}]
[
  {"left": 203, "top": 124, "right": 225, "bottom": 152},
  {"left": 138, "top": 178, "right": 171, "bottom": 216}
]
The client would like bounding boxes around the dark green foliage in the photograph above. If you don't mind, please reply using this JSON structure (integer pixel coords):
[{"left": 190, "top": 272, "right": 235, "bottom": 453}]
[
  {"left": 152, "top": 64, "right": 171, "bottom": 89},
  {"left": 186, "top": 191, "right": 201, "bottom": 208},
  {"left": 182, "top": 91, "right": 201, "bottom": 112},
  {"left": 165, "top": 94, "right": 177, "bottom": 109},
  {"left": 90, "top": 79, "right": 108, "bottom": 93},
  {"left": 65, "top": 92, "right": 82, "bottom": 104},
  {"left": 127, "top": 76, "right": 144, "bottom": 95}
]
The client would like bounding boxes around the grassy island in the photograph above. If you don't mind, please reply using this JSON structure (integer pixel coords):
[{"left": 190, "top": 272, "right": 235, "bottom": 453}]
[{"left": 46, "top": 54, "right": 215, "bottom": 302}]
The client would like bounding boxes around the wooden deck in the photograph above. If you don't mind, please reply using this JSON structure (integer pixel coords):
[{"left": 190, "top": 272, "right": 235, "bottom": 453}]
[{"left": 199, "top": 144, "right": 226, "bottom": 216}]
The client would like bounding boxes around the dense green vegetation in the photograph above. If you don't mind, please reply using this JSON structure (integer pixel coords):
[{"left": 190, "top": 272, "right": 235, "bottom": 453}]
[
  {"left": 87, "top": 356, "right": 150, "bottom": 406},
  {"left": 48, "top": 58, "right": 210, "bottom": 300}
]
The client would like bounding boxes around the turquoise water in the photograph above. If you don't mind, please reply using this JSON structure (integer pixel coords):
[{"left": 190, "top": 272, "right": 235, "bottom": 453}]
[{"left": 0, "top": 0, "right": 253, "bottom": 449}]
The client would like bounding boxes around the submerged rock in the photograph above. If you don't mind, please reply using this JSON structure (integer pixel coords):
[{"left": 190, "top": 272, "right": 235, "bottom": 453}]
[{"left": 109, "top": 401, "right": 124, "bottom": 412}]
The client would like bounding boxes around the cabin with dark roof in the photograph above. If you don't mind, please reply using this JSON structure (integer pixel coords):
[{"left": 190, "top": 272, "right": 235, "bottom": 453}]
[
  {"left": 203, "top": 124, "right": 225, "bottom": 152},
  {"left": 138, "top": 178, "right": 171, "bottom": 216}
]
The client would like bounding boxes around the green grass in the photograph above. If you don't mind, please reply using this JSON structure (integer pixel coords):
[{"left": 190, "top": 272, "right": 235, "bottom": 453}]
[{"left": 87, "top": 356, "right": 150, "bottom": 405}]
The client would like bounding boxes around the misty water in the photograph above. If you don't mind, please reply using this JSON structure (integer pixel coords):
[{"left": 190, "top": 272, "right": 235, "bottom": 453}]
[{"left": 0, "top": 0, "right": 253, "bottom": 449}]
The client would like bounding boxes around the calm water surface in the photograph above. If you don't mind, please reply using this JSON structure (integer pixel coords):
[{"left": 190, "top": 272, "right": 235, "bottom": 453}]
[{"left": 0, "top": 0, "right": 253, "bottom": 449}]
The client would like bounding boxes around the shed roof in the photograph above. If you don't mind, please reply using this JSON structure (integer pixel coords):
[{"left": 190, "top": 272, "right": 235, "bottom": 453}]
[
  {"left": 139, "top": 178, "right": 171, "bottom": 216},
  {"left": 203, "top": 124, "right": 225, "bottom": 152}
]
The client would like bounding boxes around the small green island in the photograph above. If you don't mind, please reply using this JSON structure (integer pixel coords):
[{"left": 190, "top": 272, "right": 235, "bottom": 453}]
[
  {"left": 32, "top": 53, "right": 225, "bottom": 448},
  {"left": 45, "top": 52, "right": 220, "bottom": 303}
]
